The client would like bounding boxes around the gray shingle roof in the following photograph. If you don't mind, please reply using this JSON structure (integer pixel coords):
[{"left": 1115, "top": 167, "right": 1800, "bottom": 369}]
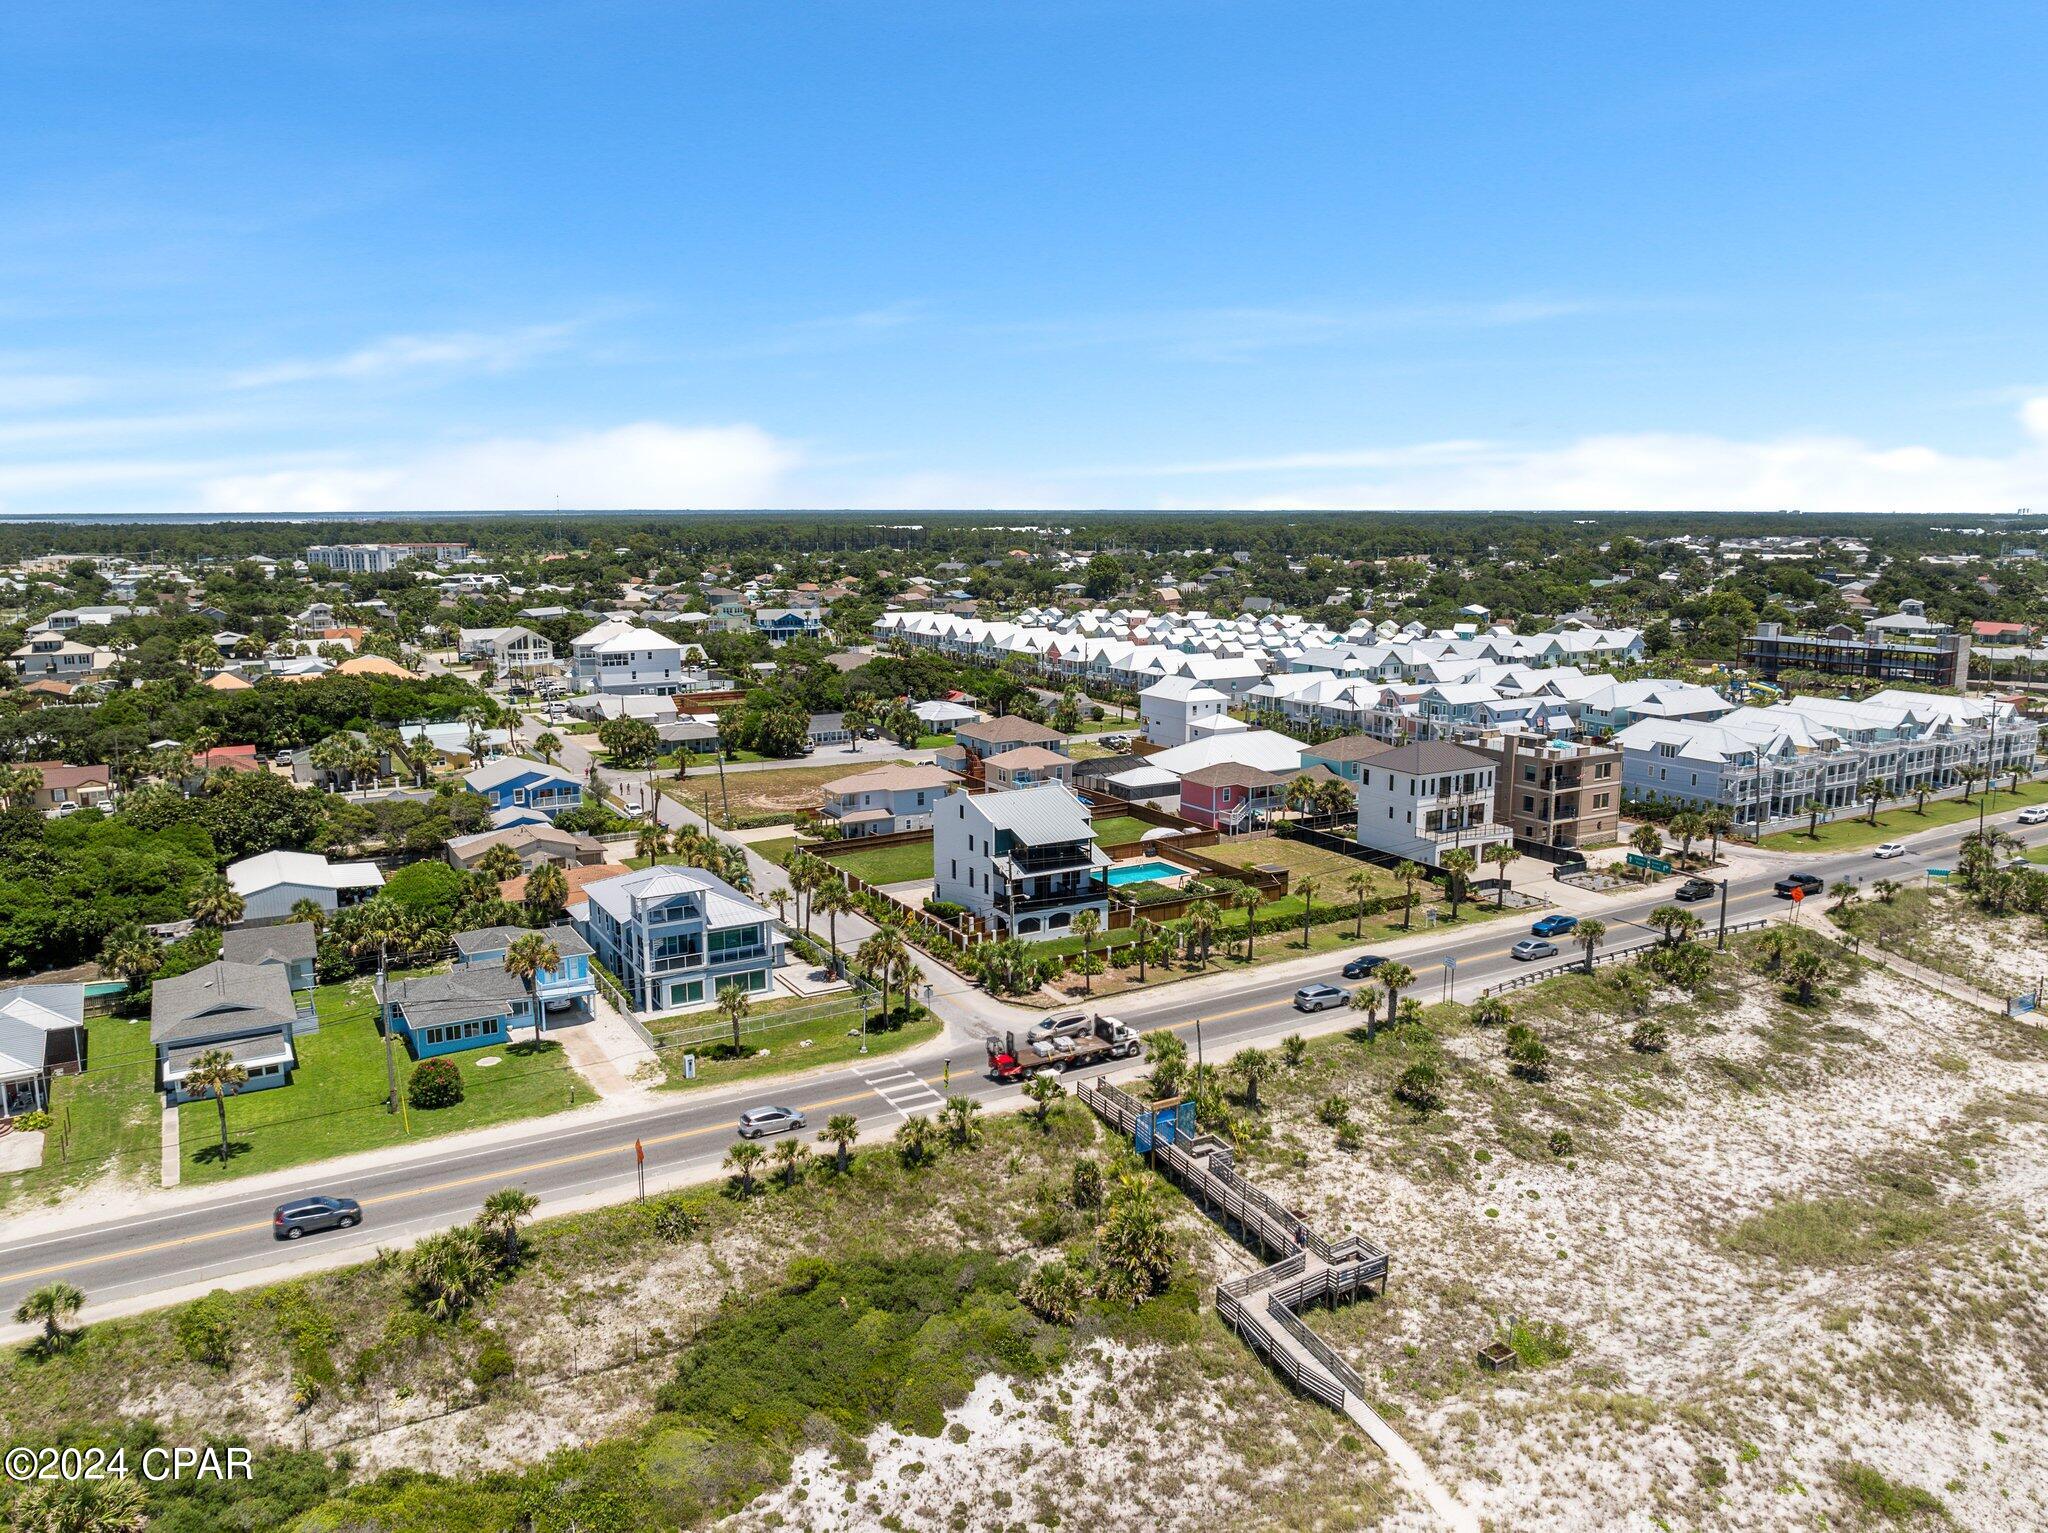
[
  {"left": 382, "top": 967, "right": 533, "bottom": 1030},
  {"left": 221, "top": 923, "right": 317, "bottom": 967},
  {"left": 151, "top": 961, "right": 299, "bottom": 1046},
  {"left": 450, "top": 924, "right": 591, "bottom": 961},
  {"left": 1360, "top": 741, "right": 1498, "bottom": 776}
]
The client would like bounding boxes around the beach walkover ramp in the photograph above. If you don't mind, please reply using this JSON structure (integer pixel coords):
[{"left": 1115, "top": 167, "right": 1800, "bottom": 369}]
[{"left": 1078, "top": 1077, "right": 1477, "bottom": 1533}]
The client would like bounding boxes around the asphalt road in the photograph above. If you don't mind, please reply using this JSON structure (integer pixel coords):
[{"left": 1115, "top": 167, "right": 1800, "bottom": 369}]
[{"left": 2, "top": 804, "right": 2038, "bottom": 1320}]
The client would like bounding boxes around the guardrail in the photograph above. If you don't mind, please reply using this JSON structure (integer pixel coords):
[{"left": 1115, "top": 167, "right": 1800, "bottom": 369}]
[{"left": 1479, "top": 918, "right": 1773, "bottom": 995}]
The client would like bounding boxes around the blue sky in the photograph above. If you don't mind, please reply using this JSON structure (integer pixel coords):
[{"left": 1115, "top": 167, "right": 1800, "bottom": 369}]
[{"left": 4, "top": 2, "right": 2047, "bottom": 515}]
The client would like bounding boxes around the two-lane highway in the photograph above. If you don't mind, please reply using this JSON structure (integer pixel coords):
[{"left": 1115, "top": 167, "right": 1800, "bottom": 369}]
[{"left": 2, "top": 805, "right": 2036, "bottom": 1323}]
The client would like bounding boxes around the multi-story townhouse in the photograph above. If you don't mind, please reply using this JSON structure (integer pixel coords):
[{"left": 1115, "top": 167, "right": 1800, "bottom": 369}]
[
  {"left": 1351, "top": 741, "right": 1511, "bottom": 868},
  {"left": 307, "top": 541, "right": 470, "bottom": 574},
  {"left": 449, "top": 923, "right": 597, "bottom": 1019},
  {"left": 457, "top": 625, "right": 557, "bottom": 671},
  {"left": 579, "top": 866, "right": 784, "bottom": 1015},
  {"left": 1473, "top": 732, "right": 1622, "bottom": 850},
  {"left": 935, "top": 716, "right": 1070, "bottom": 782},
  {"left": 1140, "top": 677, "right": 1231, "bottom": 747},
  {"left": 932, "top": 783, "right": 1110, "bottom": 941}
]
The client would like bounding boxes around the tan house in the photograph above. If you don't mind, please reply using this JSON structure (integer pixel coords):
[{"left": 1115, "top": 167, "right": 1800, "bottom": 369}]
[
  {"left": 1473, "top": 732, "right": 1622, "bottom": 850},
  {"left": 25, "top": 762, "right": 112, "bottom": 816},
  {"left": 445, "top": 823, "right": 607, "bottom": 873},
  {"left": 936, "top": 715, "right": 1069, "bottom": 783},
  {"left": 819, "top": 763, "right": 961, "bottom": 837},
  {"left": 981, "top": 744, "right": 1078, "bottom": 793}
]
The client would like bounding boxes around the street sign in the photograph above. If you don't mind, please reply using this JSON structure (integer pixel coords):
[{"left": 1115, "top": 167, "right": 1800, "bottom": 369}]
[
  {"left": 683, "top": 1053, "right": 697, "bottom": 1079},
  {"left": 1625, "top": 852, "right": 1674, "bottom": 874},
  {"left": 1789, "top": 885, "right": 1804, "bottom": 903}
]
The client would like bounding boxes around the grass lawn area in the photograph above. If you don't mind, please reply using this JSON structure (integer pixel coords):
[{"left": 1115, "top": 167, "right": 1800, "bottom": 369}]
[
  {"left": 651, "top": 1000, "right": 940, "bottom": 1091},
  {"left": 2028, "top": 845, "right": 2048, "bottom": 865},
  {"left": 913, "top": 732, "right": 955, "bottom": 750},
  {"left": 1759, "top": 781, "right": 2048, "bottom": 851},
  {"left": 1197, "top": 835, "right": 1401, "bottom": 895},
  {"left": 176, "top": 977, "right": 596, "bottom": 1185},
  {"left": 0, "top": 1014, "right": 161, "bottom": 1211},
  {"left": 753, "top": 835, "right": 804, "bottom": 866},
  {"left": 826, "top": 840, "right": 935, "bottom": 886},
  {"left": 1089, "top": 813, "right": 1155, "bottom": 847},
  {"left": 1067, "top": 741, "right": 1118, "bottom": 762},
  {"left": 659, "top": 760, "right": 916, "bottom": 829}
]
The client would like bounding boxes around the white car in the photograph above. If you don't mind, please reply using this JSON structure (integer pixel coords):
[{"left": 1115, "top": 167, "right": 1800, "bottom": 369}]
[
  {"left": 1872, "top": 842, "right": 1906, "bottom": 859},
  {"left": 2018, "top": 805, "right": 2048, "bottom": 826}
]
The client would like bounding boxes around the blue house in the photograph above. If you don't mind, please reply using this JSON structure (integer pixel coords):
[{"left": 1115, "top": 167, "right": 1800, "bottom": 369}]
[
  {"left": 378, "top": 967, "right": 534, "bottom": 1059},
  {"left": 451, "top": 924, "right": 596, "bottom": 1018},
  {"left": 151, "top": 961, "right": 301, "bottom": 1104},
  {"left": 754, "top": 607, "right": 824, "bottom": 645},
  {"left": 463, "top": 756, "right": 585, "bottom": 820}
]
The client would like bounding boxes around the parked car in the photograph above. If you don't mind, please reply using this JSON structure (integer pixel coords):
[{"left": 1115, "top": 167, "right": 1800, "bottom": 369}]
[
  {"left": 1530, "top": 913, "right": 1578, "bottom": 937},
  {"left": 273, "top": 1195, "right": 361, "bottom": 1240},
  {"left": 1342, "top": 955, "right": 1387, "bottom": 979},
  {"left": 1774, "top": 873, "right": 1825, "bottom": 898},
  {"left": 1872, "top": 842, "right": 1906, "bottom": 859},
  {"left": 1101, "top": 734, "right": 1131, "bottom": 751},
  {"left": 861, "top": 725, "right": 881, "bottom": 739},
  {"left": 1510, "top": 938, "right": 1559, "bottom": 962},
  {"left": 1674, "top": 877, "right": 1717, "bottom": 902},
  {"left": 737, "top": 1105, "right": 807, "bottom": 1138},
  {"left": 1293, "top": 983, "right": 1348, "bottom": 1013},
  {"left": 2018, "top": 805, "right": 2048, "bottom": 825}
]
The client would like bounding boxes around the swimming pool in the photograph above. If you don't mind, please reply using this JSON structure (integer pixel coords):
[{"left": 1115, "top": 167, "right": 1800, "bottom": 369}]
[{"left": 1105, "top": 859, "right": 1189, "bottom": 886}]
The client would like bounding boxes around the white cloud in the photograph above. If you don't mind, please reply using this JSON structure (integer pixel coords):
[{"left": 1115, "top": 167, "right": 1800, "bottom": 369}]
[
  {"left": 230, "top": 324, "right": 577, "bottom": 388},
  {"left": 197, "top": 421, "right": 799, "bottom": 515},
  {"left": 1145, "top": 399, "right": 2048, "bottom": 514}
]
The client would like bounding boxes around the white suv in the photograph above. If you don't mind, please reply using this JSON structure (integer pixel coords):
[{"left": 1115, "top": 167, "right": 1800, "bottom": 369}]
[{"left": 2017, "top": 805, "right": 2048, "bottom": 826}]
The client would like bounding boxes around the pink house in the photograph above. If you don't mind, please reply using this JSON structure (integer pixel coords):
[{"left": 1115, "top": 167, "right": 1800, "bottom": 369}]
[{"left": 1177, "top": 762, "right": 1288, "bottom": 832}]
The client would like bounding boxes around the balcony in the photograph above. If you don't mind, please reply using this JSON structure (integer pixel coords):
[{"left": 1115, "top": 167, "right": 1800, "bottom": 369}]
[
  {"left": 1001, "top": 842, "right": 1105, "bottom": 876},
  {"left": 1000, "top": 881, "right": 1108, "bottom": 914}
]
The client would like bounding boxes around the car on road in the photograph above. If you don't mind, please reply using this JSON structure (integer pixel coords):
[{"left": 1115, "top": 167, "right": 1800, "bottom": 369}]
[
  {"left": 1530, "top": 913, "right": 1578, "bottom": 937},
  {"left": 273, "top": 1195, "right": 361, "bottom": 1240},
  {"left": 1293, "top": 982, "right": 1348, "bottom": 1012},
  {"left": 1510, "top": 938, "right": 1560, "bottom": 962},
  {"left": 1873, "top": 842, "right": 1907, "bottom": 859},
  {"left": 737, "top": 1105, "right": 808, "bottom": 1138},
  {"left": 1342, "top": 954, "right": 1387, "bottom": 979},
  {"left": 2019, "top": 805, "right": 2048, "bottom": 825},
  {"left": 1774, "top": 873, "right": 1825, "bottom": 898},
  {"left": 1025, "top": 1009, "right": 1091, "bottom": 1045},
  {"left": 1674, "top": 877, "right": 1717, "bottom": 902}
]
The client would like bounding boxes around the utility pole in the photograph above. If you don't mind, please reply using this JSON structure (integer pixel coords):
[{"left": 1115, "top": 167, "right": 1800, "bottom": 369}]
[
  {"left": 380, "top": 939, "right": 397, "bottom": 1113},
  {"left": 1717, "top": 878, "right": 1729, "bottom": 949}
]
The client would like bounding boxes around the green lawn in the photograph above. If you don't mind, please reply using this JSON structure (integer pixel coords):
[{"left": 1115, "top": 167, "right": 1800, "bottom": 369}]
[
  {"left": 1089, "top": 814, "right": 1154, "bottom": 847},
  {"left": 0, "top": 1014, "right": 162, "bottom": 1211},
  {"left": 826, "top": 840, "right": 935, "bottom": 886},
  {"left": 652, "top": 1001, "right": 940, "bottom": 1091},
  {"left": 914, "top": 732, "right": 955, "bottom": 750},
  {"left": 175, "top": 977, "right": 596, "bottom": 1185},
  {"left": 753, "top": 835, "right": 804, "bottom": 866},
  {"left": 1759, "top": 782, "right": 2048, "bottom": 851}
]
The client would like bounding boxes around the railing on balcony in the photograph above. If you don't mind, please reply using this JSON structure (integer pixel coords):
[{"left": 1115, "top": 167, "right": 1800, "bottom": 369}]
[{"left": 1001, "top": 882, "right": 1109, "bottom": 914}]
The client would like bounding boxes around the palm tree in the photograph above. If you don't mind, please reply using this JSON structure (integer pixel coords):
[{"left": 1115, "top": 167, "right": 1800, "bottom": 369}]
[
  {"left": 1344, "top": 869, "right": 1373, "bottom": 937},
  {"left": 183, "top": 1047, "right": 248, "bottom": 1165},
  {"left": 364, "top": 724, "right": 405, "bottom": 788},
  {"left": 856, "top": 924, "right": 910, "bottom": 1023},
  {"left": 716, "top": 980, "right": 752, "bottom": 1053},
  {"left": 534, "top": 730, "right": 562, "bottom": 765},
  {"left": 635, "top": 824, "right": 667, "bottom": 865},
  {"left": 724, "top": 1140, "right": 764, "bottom": 1196},
  {"left": 1132, "top": 915, "right": 1157, "bottom": 981},
  {"left": 287, "top": 896, "right": 327, "bottom": 932},
  {"left": 1393, "top": 860, "right": 1422, "bottom": 930},
  {"left": 1783, "top": 948, "right": 1825, "bottom": 1005},
  {"left": 476, "top": 842, "right": 524, "bottom": 884},
  {"left": 1483, "top": 843, "right": 1519, "bottom": 907},
  {"left": 1668, "top": 810, "right": 1705, "bottom": 864},
  {"left": 1575, "top": 917, "right": 1606, "bottom": 974},
  {"left": 1376, "top": 959, "right": 1414, "bottom": 1039},
  {"left": 1233, "top": 883, "right": 1265, "bottom": 960},
  {"left": 818, "top": 1112, "right": 860, "bottom": 1172},
  {"left": 1295, "top": 876, "right": 1318, "bottom": 948},
  {"left": 1801, "top": 798, "right": 1826, "bottom": 839},
  {"left": 1958, "top": 764, "right": 1984, "bottom": 803},
  {"left": 503, "top": 932, "right": 563, "bottom": 1045},
  {"left": 187, "top": 875, "right": 244, "bottom": 930},
  {"left": 307, "top": 730, "right": 359, "bottom": 789},
  {"left": 1022, "top": 1071, "right": 1065, "bottom": 1125},
  {"left": 1186, "top": 899, "right": 1220, "bottom": 969},
  {"left": 1440, "top": 848, "right": 1476, "bottom": 920},
  {"left": 1860, "top": 777, "right": 1888, "bottom": 825},
  {"left": 895, "top": 1115, "right": 939, "bottom": 1168},
  {"left": 942, "top": 1094, "right": 983, "bottom": 1147},
  {"left": 1630, "top": 823, "right": 1664, "bottom": 861},
  {"left": 13, "top": 1280, "right": 84, "bottom": 1346},
  {"left": 1703, "top": 807, "right": 1733, "bottom": 859},
  {"left": 523, "top": 860, "right": 569, "bottom": 922},
  {"left": 1284, "top": 774, "right": 1317, "bottom": 819},
  {"left": 1647, "top": 905, "right": 1701, "bottom": 947},
  {"left": 771, "top": 1137, "right": 809, "bottom": 1188},
  {"left": 1072, "top": 908, "right": 1101, "bottom": 992},
  {"left": 98, "top": 924, "right": 162, "bottom": 995},
  {"left": 813, "top": 879, "right": 853, "bottom": 975},
  {"left": 1231, "top": 1048, "right": 1272, "bottom": 1111},
  {"left": 477, "top": 1188, "right": 538, "bottom": 1266}
]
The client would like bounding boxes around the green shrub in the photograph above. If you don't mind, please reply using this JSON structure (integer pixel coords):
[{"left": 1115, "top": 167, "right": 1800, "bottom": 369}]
[
  {"left": 172, "top": 1289, "right": 237, "bottom": 1369},
  {"left": 1629, "top": 1019, "right": 1669, "bottom": 1053},
  {"left": 407, "top": 1056, "right": 464, "bottom": 1110},
  {"left": 1392, "top": 1061, "right": 1442, "bottom": 1113},
  {"left": 649, "top": 1194, "right": 701, "bottom": 1242},
  {"left": 266, "top": 1284, "right": 339, "bottom": 1404},
  {"left": 1501, "top": 1315, "right": 1574, "bottom": 1368},
  {"left": 470, "top": 1334, "right": 517, "bottom": 1392},
  {"left": 10, "top": 1108, "right": 51, "bottom": 1133},
  {"left": 1832, "top": 1461, "right": 1950, "bottom": 1524},
  {"left": 1069, "top": 1158, "right": 1104, "bottom": 1210}
]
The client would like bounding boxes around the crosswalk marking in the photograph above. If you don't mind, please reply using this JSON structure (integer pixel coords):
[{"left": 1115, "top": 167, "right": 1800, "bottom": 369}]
[{"left": 852, "top": 1062, "right": 946, "bottom": 1121}]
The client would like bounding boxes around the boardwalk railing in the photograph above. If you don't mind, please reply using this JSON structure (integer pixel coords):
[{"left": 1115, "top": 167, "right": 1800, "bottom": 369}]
[{"left": 1479, "top": 917, "right": 1772, "bottom": 995}]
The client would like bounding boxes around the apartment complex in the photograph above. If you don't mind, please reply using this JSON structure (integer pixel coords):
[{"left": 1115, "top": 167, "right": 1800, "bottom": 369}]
[
  {"left": 307, "top": 542, "right": 470, "bottom": 574},
  {"left": 932, "top": 783, "right": 1110, "bottom": 940},
  {"left": 1743, "top": 621, "right": 1971, "bottom": 693},
  {"left": 1473, "top": 733, "right": 1622, "bottom": 849}
]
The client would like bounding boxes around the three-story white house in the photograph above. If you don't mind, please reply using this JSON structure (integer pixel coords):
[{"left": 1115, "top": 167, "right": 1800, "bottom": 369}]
[
  {"left": 569, "top": 619, "right": 709, "bottom": 697},
  {"left": 579, "top": 866, "right": 784, "bottom": 1015},
  {"left": 933, "top": 782, "right": 1110, "bottom": 940},
  {"left": 1352, "top": 741, "right": 1510, "bottom": 868}
]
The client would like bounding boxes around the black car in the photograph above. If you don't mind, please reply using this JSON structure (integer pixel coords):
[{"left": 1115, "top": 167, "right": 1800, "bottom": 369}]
[
  {"left": 1773, "top": 873, "right": 1825, "bottom": 898},
  {"left": 1342, "top": 955, "right": 1388, "bottom": 979},
  {"left": 1674, "top": 877, "right": 1717, "bottom": 902},
  {"left": 273, "top": 1195, "right": 362, "bottom": 1240}
]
